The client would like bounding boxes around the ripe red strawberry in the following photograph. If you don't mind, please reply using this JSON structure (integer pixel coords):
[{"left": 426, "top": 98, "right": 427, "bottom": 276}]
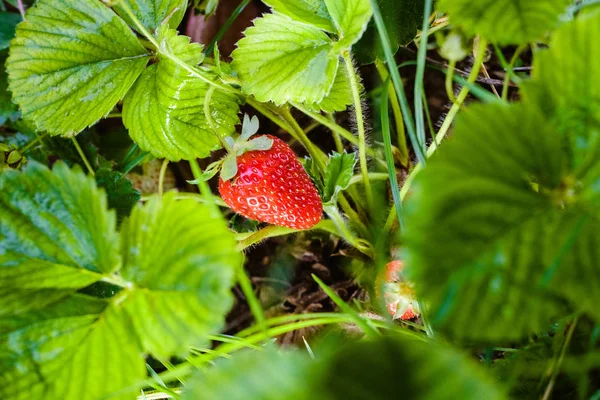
[
  {"left": 376, "top": 260, "right": 420, "bottom": 320},
  {"left": 218, "top": 135, "right": 322, "bottom": 230}
]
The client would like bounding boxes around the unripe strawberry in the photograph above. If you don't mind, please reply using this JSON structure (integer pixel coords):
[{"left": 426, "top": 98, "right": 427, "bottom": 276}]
[
  {"left": 219, "top": 135, "right": 322, "bottom": 230},
  {"left": 376, "top": 260, "right": 420, "bottom": 320}
]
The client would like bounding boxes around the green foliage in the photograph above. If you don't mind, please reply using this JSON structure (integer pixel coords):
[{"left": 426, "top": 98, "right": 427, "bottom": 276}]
[
  {"left": 304, "top": 151, "right": 356, "bottom": 204},
  {"left": 305, "top": 62, "right": 353, "bottom": 112},
  {"left": 114, "top": 0, "right": 188, "bottom": 33},
  {"left": 263, "top": 0, "right": 335, "bottom": 32},
  {"left": 183, "top": 346, "right": 316, "bottom": 399},
  {"left": 183, "top": 336, "right": 505, "bottom": 400},
  {"left": 0, "top": 12, "right": 21, "bottom": 50},
  {"left": 524, "top": 12, "right": 600, "bottom": 123},
  {"left": 123, "top": 26, "right": 240, "bottom": 160},
  {"left": 0, "top": 162, "right": 120, "bottom": 275},
  {"left": 404, "top": 14, "right": 600, "bottom": 341},
  {"left": 95, "top": 168, "right": 140, "bottom": 222},
  {"left": 232, "top": 0, "right": 371, "bottom": 106},
  {"left": 0, "top": 57, "right": 19, "bottom": 126},
  {"left": 6, "top": 0, "right": 149, "bottom": 136},
  {"left": 231, "top": 13, "right": 339, "bottom": 105},
  {"left": 119, "top": 193, "right": 239, "bottom": 358},
  {"left": 437, "top": 0, "right": 572, "bottom": 44},
  {"left": 321, "top": 336, "right": 506, "bottom": 399},
  {"left": 0, "top": 294, "right": 145, "bottom": 400},
  {"left": 0, "top": 163, "right": 240, "bottom": 398},
  {"left": 355, "top": 0, "right": 424, "bottom": 64},
  {"left": 325, "top": 0, "right": 373, "bottom": 50},
  {"left": 323, "top": 151, "right": 356, "bottom": 203}
]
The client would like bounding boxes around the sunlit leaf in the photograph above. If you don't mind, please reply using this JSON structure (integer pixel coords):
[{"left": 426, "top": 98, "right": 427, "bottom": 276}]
[
  {"left": 437, "top": 0, "right": 572, "bottom": 44},
  {"left": 119, "top": 193, "right": 240, "bottom": 358},
  {"left": 263, "top": 0, "right": 335, "bottom": 32},
  {"left": 0, "top": 162, "right": 119, "bottom": 274},
  {"left": 114, "top": 0, "right": 189, "bottom": 33},
  {"left": 325, "top": 0, "right": 372, "bottom": 49},
  {"left": 305, "top": 61, "right": 353, "bottom": 112},
  {"left": 123, "top": 26, "right": 240, "bottom": 160},
  {"left": 6, "top": 0, "right": 149, "bottom": 136},
  {"left": 0, "top": 161, "right": 119, "bottom": 314},
  {"left": 231, "top": 13, "right": 338, "bottom": 105}
]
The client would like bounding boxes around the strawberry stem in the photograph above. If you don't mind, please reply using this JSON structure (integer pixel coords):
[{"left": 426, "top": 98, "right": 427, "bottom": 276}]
[{"left": 342, "top": 51, "right": 374, "bottom": 211}]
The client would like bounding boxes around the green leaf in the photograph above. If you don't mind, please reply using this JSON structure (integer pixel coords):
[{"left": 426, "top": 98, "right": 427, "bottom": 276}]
[
  {"left": 6, "top": 0, "right": 149, "bottom": 136},
  {"left": 321, "top": 336, "right": 506, "bottom": 400},
  {"left": 305, "top": 61, "right": 353, "bottom": 112},
  {"left": 0, "top": 161, "right": 120, "bottom": 274},
  {"left": 303, "top": 156, "right": 325, "bottom": 197},
  {"left": 119, "top": 193, "right": 239, "bottom": 358},
  {"left": 404, "top": 103, "right": 574, "bottom": 341},
  {"left": 123, "top": 26, "right": 240, "bottom": 160},
  {"left": 0, "top": 257, "right": 100, "bottom": 316},
  {"left": 231, "top": 13, "right": 339, "bottom": 105},
  {"left": 354, "top": 0, "right": 424, "bottom": 64},
  {"left": 324, "top": 151, "right": 356, "bottom": 203},
  {"left": 114, "top": 0, "right": 188, "bottom": 33},
  {"left": 263, "top": 0, "right": 335, "bottom": 32},
  {"left": 182, "top": 346, "right": 316, "bottom": 400},
  {"left": 524, "top": 13, "right": 600, "bottom": 124},
  {"left": 0, "top": 161, "right": 119, "bottom": 314},
  {"left": 0, "top": 12, "right": 21, "bottom": 50},
  {"left": 436, "top": 0, "right": 572, "bottom": 44},
  {"left": 193, "top": 0, "right": 219, "bottom": 17},
  {"left": 325, "top": 0, "right": 373, "bottom": 50},
  {"left": 95, "top": 168, "right": 141, "bottom": 223},
  {"left": 0, "top": 57, "right": 19, "bottom": 126},
  {"left": 0, "top": 295, "right": 145, "bottom": 400}
]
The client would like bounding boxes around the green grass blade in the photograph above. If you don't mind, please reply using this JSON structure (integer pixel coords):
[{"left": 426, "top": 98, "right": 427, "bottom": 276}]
[
  {"left": 380, "top": 79, "right": 404, "bottom": 230},
  {"left": 369, "top": 0, "right": 426, "bottom": 164},
  {"left": 414, "top": 0, "right": 433, "bottom": 148}
]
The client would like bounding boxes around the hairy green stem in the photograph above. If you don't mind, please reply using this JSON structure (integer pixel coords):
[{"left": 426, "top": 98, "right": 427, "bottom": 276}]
[
  {"left": 324, "top": 204, "right": 373, "bottom": 258},
  {"left": 292, "top": 103, "right": 358, "bottom": 145},
  {"left": 383, "top": 38, "right": 489, "bottom": 232},
  {"left": 342, "top": 52, "right": 373, "bottom": 210},
  {"left": 430, "top": 37, "right": 488, "bottom": 153},
  {"left": 280, "top": 107, "right": 328, "bottom": 171},
  {"left": 117, "top": 0, "right": 237, "bottom": 95},
  {"left": 375, "top": 60, "right": 409, "bottom": 167},
  {"left": 445, "top": 59, "right": 457, "bottom": 104}
]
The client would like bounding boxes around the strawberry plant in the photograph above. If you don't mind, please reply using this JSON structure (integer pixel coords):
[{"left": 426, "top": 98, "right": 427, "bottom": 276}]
[{"left": 1, "top": 0, "right": 600, "bottom": 399}]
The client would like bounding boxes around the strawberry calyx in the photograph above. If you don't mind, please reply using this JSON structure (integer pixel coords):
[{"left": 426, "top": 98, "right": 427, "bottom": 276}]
[
  {"left": 220, "top": 114, "right": 274, "bottom": 182},
  {"left": 376, "top": 260, "right": 421, "bottom": 321}
]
